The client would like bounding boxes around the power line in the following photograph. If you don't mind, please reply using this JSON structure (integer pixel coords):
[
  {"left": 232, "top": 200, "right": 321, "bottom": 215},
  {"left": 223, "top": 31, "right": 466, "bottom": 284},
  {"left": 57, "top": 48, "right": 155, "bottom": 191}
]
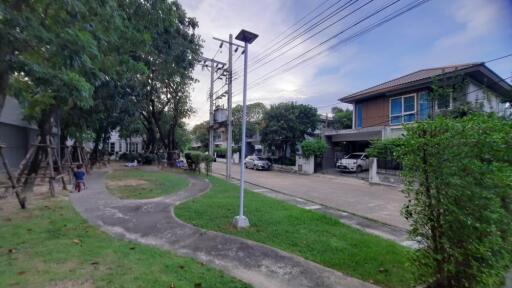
[
  {"left": 257, "top": 0, "right": 335, "bottom": 53},
  {"left": 251, "top": 0, "right": 359, "bottom": 68},
  {"left": 250, "top": 0, "right": 365, "bottom": 72},
  {"left": 245, "top": 0, "right": 412, "bottom": 91},
  {"left": 251, "top": 0, "right": 342, "bottom": 64},
  {"left": 236, "top": 0, "right": 430, "bottom": 95},
  {"left": 232, "top": 0, "right": 343, "bottom": 74}
]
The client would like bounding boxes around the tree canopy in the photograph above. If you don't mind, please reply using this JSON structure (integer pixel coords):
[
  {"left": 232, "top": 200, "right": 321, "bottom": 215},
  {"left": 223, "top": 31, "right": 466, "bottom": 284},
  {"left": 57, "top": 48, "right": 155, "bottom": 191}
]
[
  {"left": 232, "top": 102, "right": 267, "bottom": 145},
  {"left": 1, "top": 0, "right": 202, "bottom": 162},
  {"left": 191, "top": 121, "right": 209, "bottom": 150},
  {"left": 331, "top": 107, "right": 352, "bottom": 130},
  {"left": 260, "top": 102, "right": 319, "bottom": 156}
]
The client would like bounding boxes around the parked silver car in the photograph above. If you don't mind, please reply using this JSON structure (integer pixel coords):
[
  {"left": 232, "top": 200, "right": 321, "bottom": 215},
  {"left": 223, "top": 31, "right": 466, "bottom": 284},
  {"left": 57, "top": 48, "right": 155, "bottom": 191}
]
[
  {"left": 244, "top": 156, "right": 272, "bottom": 170},
  {"left": 336, "top": 153, "right": 369, "bottom": 173}
]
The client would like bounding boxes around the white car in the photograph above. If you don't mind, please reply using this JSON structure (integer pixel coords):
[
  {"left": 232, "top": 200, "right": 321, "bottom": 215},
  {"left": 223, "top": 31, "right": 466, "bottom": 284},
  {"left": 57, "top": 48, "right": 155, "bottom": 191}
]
[
  {"left": 244, "top": 156, "right": 272, "bottom": 171},
  {"left": 336, "top": 153, "right": 369, "bottom": 173}
]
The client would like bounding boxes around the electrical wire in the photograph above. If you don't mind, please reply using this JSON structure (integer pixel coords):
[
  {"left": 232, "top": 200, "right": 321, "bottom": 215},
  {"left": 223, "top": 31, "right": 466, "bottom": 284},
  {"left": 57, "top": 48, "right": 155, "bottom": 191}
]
[
  {"left": 251, "top": 0, "right": 359, "bottom": 67},
  {"left": 235, "top": 0, "right": 430, "bottom": 96}
]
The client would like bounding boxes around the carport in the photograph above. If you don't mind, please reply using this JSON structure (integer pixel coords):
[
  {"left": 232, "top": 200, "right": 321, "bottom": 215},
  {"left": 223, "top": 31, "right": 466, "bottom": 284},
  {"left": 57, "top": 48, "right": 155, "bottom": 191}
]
[{"left": 322, "top": 126, "right": 384, "bottom": 169}]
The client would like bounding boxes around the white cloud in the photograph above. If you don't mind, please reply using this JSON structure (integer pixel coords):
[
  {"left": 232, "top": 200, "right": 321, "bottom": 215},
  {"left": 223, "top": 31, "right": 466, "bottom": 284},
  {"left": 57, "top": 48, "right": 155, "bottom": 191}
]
[{"left": 434, "top": 0, "right": 508, "bottom": 49}]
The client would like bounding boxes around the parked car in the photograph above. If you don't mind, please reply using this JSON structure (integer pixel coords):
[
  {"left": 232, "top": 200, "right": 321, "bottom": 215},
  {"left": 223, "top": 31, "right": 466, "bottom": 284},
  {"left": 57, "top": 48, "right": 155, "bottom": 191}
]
[
  {"left": 244, "top": 156, "right": 272, "bottom": 170},
  {"left": 336, "top": 153, "right": 369, "bottom": 173}
]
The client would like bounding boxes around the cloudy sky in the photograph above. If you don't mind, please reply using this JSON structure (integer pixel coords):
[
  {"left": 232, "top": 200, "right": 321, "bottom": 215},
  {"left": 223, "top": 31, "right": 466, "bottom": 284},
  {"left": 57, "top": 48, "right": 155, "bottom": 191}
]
[{"left": 179, "top": 0, "right": 512, "bottom": 127}]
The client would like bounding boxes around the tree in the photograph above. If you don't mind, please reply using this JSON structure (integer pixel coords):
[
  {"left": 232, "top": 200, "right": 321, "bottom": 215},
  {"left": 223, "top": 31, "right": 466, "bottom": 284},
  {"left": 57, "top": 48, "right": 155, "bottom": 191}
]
[
  {"left": 397, "top": 114, "right": 512, "bottom": 287},
  {"left": 260, "top": 102, "right": 319, "bottom": 158},
  {"left": 1, "top": 1, "right": 139, "bottom": 205},
  {"left": 331, "top": 107, "right": 352, "bottom": 129},
  {"left": 127, "top": 0, "right": 201, "bottom": 164},
  {"left": 232, "top": 102, "right": 267, "bottom": 145},
  {"left": 191, "top": 121, "right": 209, "bottom": 150}
]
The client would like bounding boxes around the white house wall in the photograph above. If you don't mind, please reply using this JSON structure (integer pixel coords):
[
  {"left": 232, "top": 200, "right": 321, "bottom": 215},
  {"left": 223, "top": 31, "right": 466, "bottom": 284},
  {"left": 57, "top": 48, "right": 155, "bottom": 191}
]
[{"left": 466, "top": 80, "right": 506, "bottom": 115}]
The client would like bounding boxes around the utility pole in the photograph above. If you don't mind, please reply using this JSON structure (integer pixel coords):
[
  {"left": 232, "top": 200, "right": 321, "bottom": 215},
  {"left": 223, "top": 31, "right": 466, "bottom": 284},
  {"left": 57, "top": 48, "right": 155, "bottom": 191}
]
[
  {"left": 226, "top": 34, "right": 233, "bottom": 180},
  {"left": 209, "top": 58, "right": 214, "bottom": 157},
  {"left": 199, "top": 56, "right": 226, "bottom": 157},
  {"left": 212, "top": 36, "right": 243, "bottom": 180}
]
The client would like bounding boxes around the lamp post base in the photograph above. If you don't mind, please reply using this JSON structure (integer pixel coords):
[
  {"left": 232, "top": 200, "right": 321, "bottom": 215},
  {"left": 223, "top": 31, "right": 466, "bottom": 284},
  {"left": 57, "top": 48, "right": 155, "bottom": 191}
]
[{"left": 232, "top": 215, "right": 250, "bottom": 229}]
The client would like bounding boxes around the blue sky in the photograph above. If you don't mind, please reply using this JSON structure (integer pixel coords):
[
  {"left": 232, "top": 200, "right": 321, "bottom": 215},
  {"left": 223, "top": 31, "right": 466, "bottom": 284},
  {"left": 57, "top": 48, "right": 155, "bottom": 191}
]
[{"left": 180, "top": 0, "right": 512, "bottom": 126}]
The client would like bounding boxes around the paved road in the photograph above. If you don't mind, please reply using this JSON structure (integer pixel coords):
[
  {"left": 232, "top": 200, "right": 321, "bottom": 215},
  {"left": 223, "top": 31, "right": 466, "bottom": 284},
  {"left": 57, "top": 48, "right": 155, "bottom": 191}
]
[
  {"left": 213, "top": 162, "right": 408, "bottom": 229},
  {"left": 71, "top": 169, "right": 377, "bottom": 288}
]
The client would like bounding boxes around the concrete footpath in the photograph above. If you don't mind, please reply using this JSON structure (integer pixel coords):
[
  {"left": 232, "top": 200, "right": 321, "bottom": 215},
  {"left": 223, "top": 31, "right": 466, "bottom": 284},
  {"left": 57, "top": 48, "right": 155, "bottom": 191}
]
[{"left": 71, "top": 170, "right": 378, "bottom": 288}]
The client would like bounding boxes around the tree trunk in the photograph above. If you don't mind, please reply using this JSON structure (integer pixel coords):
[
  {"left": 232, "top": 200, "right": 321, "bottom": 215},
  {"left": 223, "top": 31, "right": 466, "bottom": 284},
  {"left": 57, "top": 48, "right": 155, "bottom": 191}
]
[{"left": 90, "top": 130, "right": 102, "bottom": 166}]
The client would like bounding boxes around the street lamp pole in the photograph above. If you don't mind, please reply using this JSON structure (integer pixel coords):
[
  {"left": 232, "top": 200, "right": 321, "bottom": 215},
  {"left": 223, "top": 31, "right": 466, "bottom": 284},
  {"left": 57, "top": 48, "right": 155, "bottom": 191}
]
[{"left": 233, "top": 29, "right": 258, "bottom": 229}]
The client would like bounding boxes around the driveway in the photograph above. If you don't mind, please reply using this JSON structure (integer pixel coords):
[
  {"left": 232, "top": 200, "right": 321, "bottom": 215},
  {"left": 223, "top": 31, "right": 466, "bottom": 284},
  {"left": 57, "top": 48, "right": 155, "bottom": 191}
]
[{"left": 212, "top": 162, "right": 408, "bottom": 229}]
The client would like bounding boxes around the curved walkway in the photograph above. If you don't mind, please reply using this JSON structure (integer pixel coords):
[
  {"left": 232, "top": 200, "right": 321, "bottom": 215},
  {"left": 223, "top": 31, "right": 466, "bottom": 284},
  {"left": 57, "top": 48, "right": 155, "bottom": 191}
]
[{"left": 70, "top": 170, "right": 378, "bottom": 288}]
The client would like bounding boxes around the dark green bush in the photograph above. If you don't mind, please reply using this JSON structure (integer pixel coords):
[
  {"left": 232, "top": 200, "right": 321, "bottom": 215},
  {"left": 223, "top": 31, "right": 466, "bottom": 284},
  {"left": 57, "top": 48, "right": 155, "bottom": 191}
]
[
  {"left": 141, "top": 154, "right": 157, "bottom": 165},
  {"left": 119, "top": 152, "right": 138, "bottom": 162},
  {"left": 214, "top": 147, "right": 227, "bottom": 158},
  {"left": 366, "top": 138, "right": 404, "bottom": 160},
  {"left": 398, "top": 114, "right": 512, "bottom": 287},
  {"left": 300, "top": 138, "right": 327, "bottom": 158}
]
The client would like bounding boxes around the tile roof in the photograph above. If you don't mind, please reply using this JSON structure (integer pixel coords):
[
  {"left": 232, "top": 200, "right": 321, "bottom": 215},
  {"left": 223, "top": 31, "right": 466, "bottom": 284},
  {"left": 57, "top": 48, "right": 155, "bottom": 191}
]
[{"left": 340, "top": 63, "right": 483, "bottom": 102}]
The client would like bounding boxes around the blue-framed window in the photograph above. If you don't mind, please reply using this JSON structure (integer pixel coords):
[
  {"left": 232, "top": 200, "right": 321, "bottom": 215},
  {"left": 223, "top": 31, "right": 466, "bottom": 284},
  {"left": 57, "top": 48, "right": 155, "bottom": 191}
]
[
  {"left": 355, "top": 103, "right": 363, "bottom": 129},
  {"left": 418, "top": 91, "right": 431, "bottom": 120},
  {"left": 389, "top": 94, "right": 416, "bottom": 125}
]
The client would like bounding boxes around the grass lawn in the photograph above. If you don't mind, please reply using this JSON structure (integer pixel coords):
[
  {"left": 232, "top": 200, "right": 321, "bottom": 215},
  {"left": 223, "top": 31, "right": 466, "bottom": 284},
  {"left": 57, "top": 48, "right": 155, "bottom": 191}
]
[
  {"left": 0, "top": 199, "right": 250, "bottom": 288},
  {"left": 175, "top": 176, "right": 416, "bottom": 288},
  {"left": 106, "top": 168, "right": 188, "bottom": 199}
]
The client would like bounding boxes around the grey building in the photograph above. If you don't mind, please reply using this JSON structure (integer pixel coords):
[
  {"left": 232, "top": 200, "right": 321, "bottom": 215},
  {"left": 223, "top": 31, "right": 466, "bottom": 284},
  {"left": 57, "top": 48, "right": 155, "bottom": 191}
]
[{"left": 0, "top": 96, "right": 40, "bottom": 171}]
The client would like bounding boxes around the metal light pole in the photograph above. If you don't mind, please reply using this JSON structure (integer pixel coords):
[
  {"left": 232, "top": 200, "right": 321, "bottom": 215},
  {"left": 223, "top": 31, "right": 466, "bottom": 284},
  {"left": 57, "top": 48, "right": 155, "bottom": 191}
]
[{"left": 233, "top": 29, "right": 258, "bottom": 229}]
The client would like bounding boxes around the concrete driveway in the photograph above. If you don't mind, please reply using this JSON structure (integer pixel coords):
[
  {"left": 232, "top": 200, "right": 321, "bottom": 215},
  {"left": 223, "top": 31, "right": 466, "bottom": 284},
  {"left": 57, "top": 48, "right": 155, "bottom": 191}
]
[{"left": 213, "top": 162, "right": 408, "bottom": 229}]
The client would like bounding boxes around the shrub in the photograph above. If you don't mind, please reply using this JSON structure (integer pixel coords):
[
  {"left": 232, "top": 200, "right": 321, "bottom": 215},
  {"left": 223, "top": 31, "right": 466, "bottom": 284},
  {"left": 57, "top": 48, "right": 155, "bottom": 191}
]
[
  {"left": 184, "top": 151, "right": 203, "bottom": 172},
  {"left": 119, "top": 152, "right": 138, "bottom": 162},
  {"left": 141, "top": 154, "right": 157, "bottom": 165},
  {"left": 214, "top": 147, "right": 227, "bottom": 158},
  {"left": 202, "top": 154, "right": 215, "bottom": 176},
  {"left": 184, "top": 151, "right": 216, "bottom": 174},
  {"left": 214, "top": 147, "right": 239, "bottom": 158},
  {"left": 398, "top": 114, "right": 512, "bottom": 287},
  {"left": 366, "top": 138, "right": 404, "bottom": 160},
  {"left": 300, "top": 138, "right": 327, "bottom": 158}
]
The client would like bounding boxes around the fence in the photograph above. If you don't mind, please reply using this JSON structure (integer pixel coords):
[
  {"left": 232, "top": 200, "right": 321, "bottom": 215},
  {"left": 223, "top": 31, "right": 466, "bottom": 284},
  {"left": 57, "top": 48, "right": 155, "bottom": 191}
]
[{"left": 376, "top": 158, "right": 402, "bottom": 175}]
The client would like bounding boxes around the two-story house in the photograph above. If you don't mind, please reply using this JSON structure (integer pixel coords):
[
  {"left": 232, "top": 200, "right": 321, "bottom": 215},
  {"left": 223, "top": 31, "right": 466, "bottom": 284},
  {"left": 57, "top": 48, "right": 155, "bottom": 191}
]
[{"left": 322, "top": 63, "right": 512, "bottom": 168}]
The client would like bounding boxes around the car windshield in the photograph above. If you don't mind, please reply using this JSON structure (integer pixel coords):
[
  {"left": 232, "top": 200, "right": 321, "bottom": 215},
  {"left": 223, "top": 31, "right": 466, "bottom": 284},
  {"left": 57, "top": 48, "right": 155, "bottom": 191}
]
[
  {"left": 255, "top": 157, "right": 266, "bottom": 161},
  {"left": 345, "top": 154, "right": 363, "bottom": 159}
]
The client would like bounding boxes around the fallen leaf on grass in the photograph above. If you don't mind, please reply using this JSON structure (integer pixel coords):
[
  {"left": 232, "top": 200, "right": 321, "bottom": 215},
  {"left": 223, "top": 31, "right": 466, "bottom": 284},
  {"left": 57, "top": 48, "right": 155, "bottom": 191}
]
[{"left": 72, "top": 239, "right": 81, "bottom": 245}]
